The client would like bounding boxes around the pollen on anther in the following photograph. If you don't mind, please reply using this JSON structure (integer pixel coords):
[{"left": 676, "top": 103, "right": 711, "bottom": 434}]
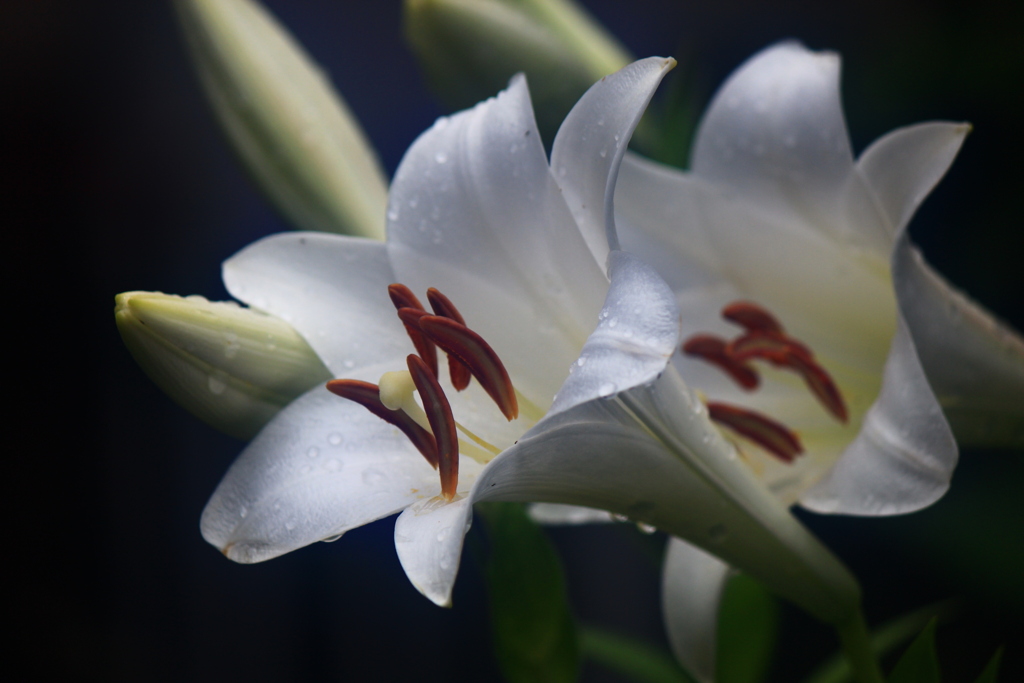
[
  {"left": 707, "top": 401, "right": 804, "bottom": 463},
  {"left": 426, "top": 287, "right": 473, "bottom": 391},
  {"left": 388, "top": 284, "right": 438, "bottom": 377}
]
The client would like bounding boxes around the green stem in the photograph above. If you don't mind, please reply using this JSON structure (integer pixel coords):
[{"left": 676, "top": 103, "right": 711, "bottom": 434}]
[{"left": 836, "top": 610, "right": 885, "bottom": 683}]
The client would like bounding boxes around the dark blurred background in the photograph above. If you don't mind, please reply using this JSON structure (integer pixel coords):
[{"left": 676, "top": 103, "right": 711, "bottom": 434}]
[{"left": 6, "top": 0, "right": 1022, "bottom": 680}]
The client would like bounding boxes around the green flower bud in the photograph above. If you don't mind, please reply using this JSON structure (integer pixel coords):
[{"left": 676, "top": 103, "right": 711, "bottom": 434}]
[
  {"left": 404, "top": 0, "right": 633, "bottom": 141},
  {"left": 175, "top": 0, "right": 388, "bottom": 239},
  {"left": 115, "top": 291, "right": 331, "bottom": 439}
]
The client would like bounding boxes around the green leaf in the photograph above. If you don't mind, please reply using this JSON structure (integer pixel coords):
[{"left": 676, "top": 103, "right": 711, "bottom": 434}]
[
  {"left": 579, "top": 626, "right": 695, "bottom": 683},
  {"left": 802, "top": 601, "right": 960, "bottom": 683},
  {"left": 717, "top": 574, "right": 780, "bottom": 683},
  {"left": 478, "top": 502, "right": 579, "bottom": 683},
  {"left": 887, "top": 620, "right": 941, "bottom": 683},
  {"left": 972, "top": 648, "right": 1003, "bottom": 683}
]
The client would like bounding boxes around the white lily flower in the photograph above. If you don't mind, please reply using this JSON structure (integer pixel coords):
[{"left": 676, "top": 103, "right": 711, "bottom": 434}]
[
  {"left": 614, "top": 41, "right": 1024, "bottom": 682},
  {"left": 200, "top": 57, "right": 867, "bottom": 628}
]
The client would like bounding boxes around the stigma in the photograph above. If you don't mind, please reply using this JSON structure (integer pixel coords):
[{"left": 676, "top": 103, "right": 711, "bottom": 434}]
[
  {"left": 683, "top": 301, "right": 848, "bottom": 463},
  {"left": 327, "top": 284, "right": 518, "bottom": 501}
]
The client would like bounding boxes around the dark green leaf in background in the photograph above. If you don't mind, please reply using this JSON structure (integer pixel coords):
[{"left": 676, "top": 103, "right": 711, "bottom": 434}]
[
  {"left": 972, "top": 648, "right": 1003, "bottom": 683},
  {"left": 887, "top": 620, "right": 941, "bottom": 683},
  {"left": 479, "top": 502, "right": 580, "bottom": 683},
  {"left": 717, "top": 574, "right": 781, "bottom": 683}
]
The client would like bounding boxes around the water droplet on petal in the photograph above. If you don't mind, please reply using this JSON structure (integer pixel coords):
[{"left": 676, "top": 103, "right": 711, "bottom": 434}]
[
  {"left": 598, "top": 382, "right": 617, "bottom": 398},
  {"left": 207, "top": 374, "right": 226, "bottom": 395},
  {"left": 576, "top": 357, "right": 587, "bottom": 367},
  {"left": 636, "top": 522, "right": 656, "bottom": 534},
  {"left": 328, "top": 432, "right": 343, "bottom": 446},
  {"left": 434, "top": 151, "right": 448, "bottom": 164},
  {"left": 362, "top": 468, "right": 388, "bottom": 486},
  {"left": 321, "top": 533, "right": 343, "bottom": 543},
  {"left": 307, "top": 446, "right": 319, "bottom": 458},
  {"left": 599, "top": 148, "right": 607, "bottom": 158},
  {"left": 387, "top": 208, "right": 399, "bottom": 221}
]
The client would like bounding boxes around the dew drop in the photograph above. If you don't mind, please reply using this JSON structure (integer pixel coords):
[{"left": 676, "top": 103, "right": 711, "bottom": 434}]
[
  {"left": 434, "top": 151, "right": 448, "bottom": 164},
  {"left": 207, "top": 375, "right": 226, "bottom": 395},
  {"left": 436, "top": 528, "right": 450, "bottom": 542},
  {"left": 439, "top": 558, "right": 451, "bottom": 570},
  {"left": 285, "top": 521, "right": 296, "bottom": 531},
  {"left": 238, "top": 506, "right": 248, "bottom": 519},
  {"left": 307, "top": 446, "right": 320, "bottom": 458},
  {"left": 607, "top": 318, "right": 618, "bottom": 328},
  {"left": 387, "top": 208, "right": 399, "bottom": 221},
  {"left": 598, "top": 382, "right": 617, "bottom": 398},
  {"left": 321, "top": 533, "right": 343, "bottom": 543},
  {"left": 343, "top": 359, "right": 355, "bottom": 369},
  {"left": 599, "top": 148, "right": 607, "bottom": 158},
  {"left": 611, "top": 513, "right": 629, "bottom": 523},
  {"left": 576, "top": 357, "right": 587, "bottom": 367},
  {"left": 636, "top": 522, "right": 656, "bottom": 534},
  {"left": 328, "top": 432, "right": 343, "bottom": 446},
  {"left": 362, "top": 468, "right": 388, "bottom": 486}
]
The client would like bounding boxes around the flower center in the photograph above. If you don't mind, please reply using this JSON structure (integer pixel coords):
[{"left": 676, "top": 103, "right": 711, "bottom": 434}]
[
  {"left": 682, "top": 301, "right": 848, "bottom": 463},
  {"left": 326, "top": 284, "right": 522, "bottom": 501}
]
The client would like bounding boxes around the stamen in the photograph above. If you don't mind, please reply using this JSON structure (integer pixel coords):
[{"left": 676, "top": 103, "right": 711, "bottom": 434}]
[
  {"left": 416, "top": 315, "right": 519, "bottom": 421},
  {"left": 407, "top": 355, "right": 459, "bottom": 501},
  {"left": 682, "top": 334, "right": 760, "bottom": 390},
  {"left": 772, "top": 350, "right": 848, "bottom": 424},
  {"left": 721, "top": 301, "right": 784, "bottom": 334},
  {"left": 426, "top": 287, "right": 472, "bottom": 391},
  {"left": 727, "top": 330, "right": 813, "bottom": 363},
  {"left": 325, "top": 379, "right": 438, "bottom": 468},
  {"left": 707, "top": 401, "right": 804, "bottom": 463},
  {"left": 388, "top": 284, "right": 438, "bottom": 377}
]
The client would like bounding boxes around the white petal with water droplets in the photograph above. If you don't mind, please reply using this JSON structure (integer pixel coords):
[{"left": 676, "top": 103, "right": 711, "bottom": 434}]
[
  {"left": 394, "top": 494, "right": 475, "bottom": 607},
  {"left": 223, "top": 233, "right": 409, "bottom": 380},
  {"left": 800, "top": 305, "right": 957, "bottom": 515},
  {"left": 550, "top": 251, "right": 679, "bottom": 415},
  {"left": 201, "top": 387, "right": 445, "bottom": 562},
  {"left": 662, "top": 537, "right": 731, "bottom": 683},
  {"left": 386, "top": 75, "right": 606, "bottom": 404},
  {"left": 551, "top": 56, "right": 676, "bottom": 263}
]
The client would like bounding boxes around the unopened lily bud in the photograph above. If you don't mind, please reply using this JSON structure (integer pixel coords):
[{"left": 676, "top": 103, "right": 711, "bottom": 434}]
[
  {"left": 403, "top": 0, "right": 632, "bottom": 140},
  {"left": 115, "top": 291, "right": 331, "bottom": 439},
  {"left": 175, "top": 0, "right": 388, "bottom": 239}
]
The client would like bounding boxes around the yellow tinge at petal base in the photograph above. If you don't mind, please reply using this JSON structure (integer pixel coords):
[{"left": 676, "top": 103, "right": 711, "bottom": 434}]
[
  {"left": 175, "top": 0, "right": 388, "bottom": 239},
  {"left": 115, "top": 292, "right": 330, "bottom": 439},
  {"left": 404, "top": 0, "right": 632, "bottom": 140}
]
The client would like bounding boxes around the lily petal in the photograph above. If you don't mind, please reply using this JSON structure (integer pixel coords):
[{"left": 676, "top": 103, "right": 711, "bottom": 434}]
[
  {"left": 855, "top": 122, "right": 970, "bottom": 237},
  {"left": 893, "top": 237, "right": 1024, "bottom": 448},
  {"left": 800, "top": 293, "right": 957, "bottom": 514},
  {"left": 662, "top": 537, "right": 731, "bottom": 683},
  {"left": 222, "top": 232, "right": 408, "bottom": 380},
  {"left": 201, "top": 387, "right": 446, "bottom": 563},
  {"left": 551, "top": 56, "right": 676, "bottom": 264},
  {"left": 394, "top": 495, "right": 475, "bottom": 607},
  {"left": 691, "top": 42, "right": 877, "bottom": 249},
  {"left": 550, "top": 250, "right": 680, "bottom": 415},
  {"left": 386, "top": 74, "right": 606, "bottom": 402}
]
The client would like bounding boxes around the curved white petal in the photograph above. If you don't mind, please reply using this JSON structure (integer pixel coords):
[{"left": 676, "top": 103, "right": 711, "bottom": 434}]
[
  {"left": 855, "top": 122, "right": 970, "bottom": 237},
  {"left": 223, "top": 233, "right": 408, "bottom": 380},
  {"left": 472, "top": 391, "right": 860, "bottom": 625},
  {"left": 550, "top": 251, "right": 680, "bottom": 415},
  {"left": 893, "top": 238, "right": 1024, "bottom": 447},
  {"left": 551, "top": 56, "right": 676, "bottom": 263},
  {"left": 201, "top": 386, "right": 444, "bottom": 562},
  {"left": 394, "top": 494, "right": 475, "bottom": 607},
  {"left": 662, "top": 537, "right": 731, "bottom": 683},
  {"left": 691, "top": 42, "right": 866, "bottom": 245},
  {"left": 800, "top": 300, "right": 957, "bottom": 515},
  {"left": 386, "top": 75, "right": 606, "bottom": 404}
]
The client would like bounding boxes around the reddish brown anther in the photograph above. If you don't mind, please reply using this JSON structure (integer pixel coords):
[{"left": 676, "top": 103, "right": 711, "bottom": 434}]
[
  {"left": 417, "top": 315, "right": 519, "bottom": 421},
  {"left": 722, "top": 301, "right": 784, "bottom": 334},
  {"left": 426, "top": 288, "right": 472, "bottom": 391},
  {"left": 325, "top": 379, "right": 438, "bottom": 468},
  {"left": 774, "top": 350, "right": 849, "bottom": 423},
  {"left": 388, "top": 284, "right": 438, "bottom": 377},
  {"left": 727, "top": 330, "right": 813, "bottom": 363},
  {"left": 407, "top": 355, "right": 459, "bottom": 501},
  {"left": 682, "top": 334, "right": 760, "bottom": 390},
  {"left": 707, "top": 401, "right": 804, "bottom": 463}
]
